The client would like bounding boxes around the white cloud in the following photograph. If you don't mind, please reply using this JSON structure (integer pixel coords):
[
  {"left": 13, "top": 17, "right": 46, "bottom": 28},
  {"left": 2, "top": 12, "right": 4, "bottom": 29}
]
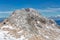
[{"left": 38, "top": 8, "right": 60, "bottom": 13}]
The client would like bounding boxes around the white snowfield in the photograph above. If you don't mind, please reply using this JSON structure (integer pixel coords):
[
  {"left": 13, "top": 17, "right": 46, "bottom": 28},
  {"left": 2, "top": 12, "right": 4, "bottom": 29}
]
[{"left": 0, "top": 8, "right": 60, "bottom": 40}]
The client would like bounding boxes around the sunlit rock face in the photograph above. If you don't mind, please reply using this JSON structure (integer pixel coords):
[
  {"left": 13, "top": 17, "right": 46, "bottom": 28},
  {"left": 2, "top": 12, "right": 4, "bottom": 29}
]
[{"left": 0, "top": 8, "right": 60, "bottom": 40}]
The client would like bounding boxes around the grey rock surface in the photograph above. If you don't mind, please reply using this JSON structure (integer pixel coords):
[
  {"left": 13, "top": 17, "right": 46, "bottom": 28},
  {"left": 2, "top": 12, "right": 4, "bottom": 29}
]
[{"left": 0, "top": 8, "right": 60, "bottom": 40}]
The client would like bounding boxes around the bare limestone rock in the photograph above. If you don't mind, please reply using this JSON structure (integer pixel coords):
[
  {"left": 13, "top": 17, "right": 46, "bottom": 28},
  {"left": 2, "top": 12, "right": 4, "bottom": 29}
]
[{"left": 0, "top": 8, "right": 60, "bottom": 40}]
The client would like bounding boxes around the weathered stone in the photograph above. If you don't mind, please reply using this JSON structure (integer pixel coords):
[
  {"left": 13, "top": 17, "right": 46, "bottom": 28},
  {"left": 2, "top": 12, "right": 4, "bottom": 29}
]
[{"left": 0, "top": 8, "right": 60, "bottom": 40}]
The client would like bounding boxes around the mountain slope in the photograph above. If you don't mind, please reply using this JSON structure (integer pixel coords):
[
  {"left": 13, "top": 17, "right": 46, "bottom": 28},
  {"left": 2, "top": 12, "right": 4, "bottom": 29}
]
[{"left": 0, "top": 8, "right": 60, "bottom": 40}]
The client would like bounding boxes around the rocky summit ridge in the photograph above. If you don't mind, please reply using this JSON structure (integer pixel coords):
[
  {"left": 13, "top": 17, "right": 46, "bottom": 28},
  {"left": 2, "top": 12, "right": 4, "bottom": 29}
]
[{"left": 0, "top": 8, "right": 60, "bottom": 40}]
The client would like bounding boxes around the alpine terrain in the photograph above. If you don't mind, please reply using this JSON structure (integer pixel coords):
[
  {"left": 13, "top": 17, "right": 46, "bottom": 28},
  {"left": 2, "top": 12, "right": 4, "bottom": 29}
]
[{"left": 0, "top": 8, "right": 60, "bottom": 40}]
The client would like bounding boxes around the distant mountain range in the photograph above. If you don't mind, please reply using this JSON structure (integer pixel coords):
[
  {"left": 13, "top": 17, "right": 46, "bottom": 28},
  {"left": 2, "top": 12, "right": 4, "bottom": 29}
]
[
  {"left": 49, "top": 15, "right": 60, "bottom": 20},
  {"left": 49, "top": 15, "right": 60, "bottom": 25}
]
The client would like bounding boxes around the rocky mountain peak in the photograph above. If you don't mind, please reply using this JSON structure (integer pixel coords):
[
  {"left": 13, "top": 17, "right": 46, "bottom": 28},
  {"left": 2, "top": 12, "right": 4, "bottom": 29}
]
[{"left": 0, "top": 8, "right": 60, "bottom": 40}]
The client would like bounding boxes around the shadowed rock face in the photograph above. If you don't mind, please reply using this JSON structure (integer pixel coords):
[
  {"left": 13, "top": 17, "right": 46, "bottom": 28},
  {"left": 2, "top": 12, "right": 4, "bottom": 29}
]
[
  {"left": 0, "top": 8, "right": 60, "bottom": 40},
  {"left": 25, "top": 8, "right": 30, "bottom": 12}
]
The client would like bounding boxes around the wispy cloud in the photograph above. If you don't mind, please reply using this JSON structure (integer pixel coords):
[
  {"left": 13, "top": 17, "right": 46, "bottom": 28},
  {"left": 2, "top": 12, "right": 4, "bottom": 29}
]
[
  {"left": 0, "top": 8, "right": 60, "bottom": 14},
  {"left": 38, "top": 8, "right": 60, "bottom": 13},
  {"left": 37, "top": 8, "right": 60, "bottom": 17},
  {"left": 0, "top": 11, "right": 13, "bottom": 14},
  {"left": 0, "top": 11, "right": 13, "bottom": 18},
  {"left": 0, "top": 8, "right": 60, "bottom": 18}
]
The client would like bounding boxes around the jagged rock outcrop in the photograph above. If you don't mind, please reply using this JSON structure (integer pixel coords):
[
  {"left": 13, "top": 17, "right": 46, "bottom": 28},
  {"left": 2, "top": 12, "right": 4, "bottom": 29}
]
[{"left": 0, "top": 8, "right": 60, "bottom": 40}]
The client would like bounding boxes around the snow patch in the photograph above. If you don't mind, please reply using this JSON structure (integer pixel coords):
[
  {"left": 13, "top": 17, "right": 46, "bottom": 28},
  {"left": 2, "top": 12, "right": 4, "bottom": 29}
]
[{"left": 1, "top": 25, "right": 14, "bottom": 29}]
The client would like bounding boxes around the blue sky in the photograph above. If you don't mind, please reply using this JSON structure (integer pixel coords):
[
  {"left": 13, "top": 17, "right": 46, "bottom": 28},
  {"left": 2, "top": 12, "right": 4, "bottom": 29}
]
[{"left": 0, "top": 0, "right": 60, "bottom": 18}]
